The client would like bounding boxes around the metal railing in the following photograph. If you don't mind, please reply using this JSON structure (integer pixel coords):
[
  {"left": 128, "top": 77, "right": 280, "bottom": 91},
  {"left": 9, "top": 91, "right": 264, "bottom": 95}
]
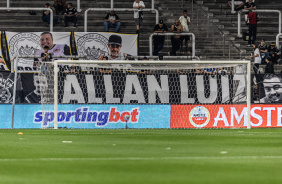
[
  {"left": 6, "top": 0, "right": 82, "bottom": 12},
  {"left": 276, "top": 33, "right": 282, "bottom": 47},
  {"left": 237, "top": 10, "right": 282, "bottom": 38},
  {"left": 110, "top": 0, "right": 155, "bottom": 9},
  {"left": 231, "top": 0, "right": 235, "bottom": 14},
  {"left": 149, "top": 33, "right": 196, "bottom": 57},
  {"left": 84, "top": 8, "right": 159, "bottom": 32},
  {"left": 77, "top": 0, "right": 81, "bottom": 12},
  {"left": 10, "top": 55, "right": 87, "bottom": 73},
  {"left": 125, "top": 55, "right": 200, "bottom": 60},
  {"left": 197, "top": 4, "right": 243, "bottom": 59},
  {"left": 0, "top": 8, "right": 54, "bottom": 32}
]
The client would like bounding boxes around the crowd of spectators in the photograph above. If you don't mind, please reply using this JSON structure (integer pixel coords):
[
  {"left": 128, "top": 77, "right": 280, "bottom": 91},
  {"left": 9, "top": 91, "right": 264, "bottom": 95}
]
[
  {"left": 41, "top": 0, "right": 194, "bottom": 56},
  {"left": 40, "top": 0, "right": 281, "bottom": 61},
  {"left": 42, "top": 1, "right": 77, "bottom": 28}
]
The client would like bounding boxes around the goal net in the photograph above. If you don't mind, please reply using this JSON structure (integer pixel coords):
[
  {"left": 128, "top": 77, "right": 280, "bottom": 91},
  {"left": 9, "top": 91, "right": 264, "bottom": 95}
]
[{"left": 37, "top": 60, "right": 251, "bottom": 129}]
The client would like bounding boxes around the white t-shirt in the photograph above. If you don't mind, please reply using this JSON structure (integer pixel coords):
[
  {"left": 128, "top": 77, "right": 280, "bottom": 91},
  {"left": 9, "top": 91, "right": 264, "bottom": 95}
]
[
  {"left": 254, "top": 48, "right": 261, "bottom": 64},
  {"left": 133, "top": 1, "right": 145, "bottom": 18},
  {"left": 179, "top": 15, "right": 190, "bottom": 32}
]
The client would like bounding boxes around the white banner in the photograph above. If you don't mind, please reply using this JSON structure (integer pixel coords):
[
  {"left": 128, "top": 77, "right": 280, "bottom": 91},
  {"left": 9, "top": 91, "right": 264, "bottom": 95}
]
[
  {"left": 6, "top": 32, "right": 71, "bottom": 71},
  {"left": 74, "top": 32, "right": 138, "bottom": 60}
]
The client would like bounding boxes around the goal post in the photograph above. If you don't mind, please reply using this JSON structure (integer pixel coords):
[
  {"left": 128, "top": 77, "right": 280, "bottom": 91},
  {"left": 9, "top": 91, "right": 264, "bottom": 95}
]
[{"left": 48, "top": 60, "right": 251, "bottom": 129}]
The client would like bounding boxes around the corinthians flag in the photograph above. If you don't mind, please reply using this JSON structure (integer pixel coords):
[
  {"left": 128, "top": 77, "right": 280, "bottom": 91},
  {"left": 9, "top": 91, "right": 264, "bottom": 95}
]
[
  {"left": 2, "top": 31, "right": 73, "bottom": 71},
  {"left": 1, "top": 32, "right": 138, "bottom": 72}
]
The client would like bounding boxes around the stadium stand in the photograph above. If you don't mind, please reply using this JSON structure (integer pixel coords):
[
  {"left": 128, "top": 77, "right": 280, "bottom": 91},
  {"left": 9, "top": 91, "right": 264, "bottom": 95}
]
[
  {"left": 202, "top": 0, "right": 282, "bottom": 59},
  {"left": 0, "top": 0, "right": 281, "bottom": 62}
]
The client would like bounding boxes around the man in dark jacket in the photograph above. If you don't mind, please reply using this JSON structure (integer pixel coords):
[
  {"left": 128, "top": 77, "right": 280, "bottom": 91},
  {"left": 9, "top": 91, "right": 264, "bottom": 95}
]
[
  {"left": 268, "top": 42, "right": 280, "bottom": 64},
  {"left": 153, "top": 20, "right": 168, "bottom": 56},
  {"left": 265, "top": 57, "right": 274, "bottom": 74}
]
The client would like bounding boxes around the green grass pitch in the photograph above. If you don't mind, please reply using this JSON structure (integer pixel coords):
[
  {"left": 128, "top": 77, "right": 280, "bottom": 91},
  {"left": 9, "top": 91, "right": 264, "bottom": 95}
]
[{"left": 1, "top": 129, "right": 282, "bottom": 184}]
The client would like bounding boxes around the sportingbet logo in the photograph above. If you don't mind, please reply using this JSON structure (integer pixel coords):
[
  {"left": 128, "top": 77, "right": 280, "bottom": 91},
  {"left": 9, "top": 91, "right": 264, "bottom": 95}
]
[{"left": 33, "top": 107, "right": 140, "bottom": 127}]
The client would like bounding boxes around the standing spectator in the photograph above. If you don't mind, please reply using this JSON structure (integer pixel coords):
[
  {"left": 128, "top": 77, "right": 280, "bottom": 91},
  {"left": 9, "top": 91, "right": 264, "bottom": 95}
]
[
  {"left": 169, "top": 19, "right": 183, "bottom": 56},
  {"left": 247, "top": 10, "right": 259, "bottom": 46},
  {"left": 259, "top": 39, "right": 269, "bottom": 64},
  {"left": 42, "top": 3, "right": 58, "bottom": 27},
  {"left": 227, "top": 1, "right": 244, "bottom": 11},
  {"left": 244, "top": 0, "right": 256, "bottom": 22},
  {"left": 53, "top": 0, "right": 66, "bottom": 15},
  {"left": 104, "top": 10, "right": 121, "bottom": 33},
  {"left": 133, "top": 0, "right": 145, "bottom": 34},
  {"left": 152, "top": 20, "right": 168, "bottom": 56},
  {"left": 268, "top": 42, "right": 280, "bottom": 64},
  {"left": 265, "top": 57, "right": 274, "bottom": 74},
  {"left": 179, "top": 10, "right": 191, "bottom": 55},
  {"left": 250, "top": 43, "right": 261, "bottom": 77},
  {"left": 64, "top": 3, "right": 78, "bottom": 28}
]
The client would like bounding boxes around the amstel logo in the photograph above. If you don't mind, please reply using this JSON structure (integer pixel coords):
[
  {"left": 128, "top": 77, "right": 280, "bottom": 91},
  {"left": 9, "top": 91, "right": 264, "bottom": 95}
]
[{"left": 189, "top": 106, "right": 210, "bottom": 128}]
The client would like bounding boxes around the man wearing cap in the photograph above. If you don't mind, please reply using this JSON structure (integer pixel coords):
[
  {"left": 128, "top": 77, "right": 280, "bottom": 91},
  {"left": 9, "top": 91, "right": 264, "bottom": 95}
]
[
  {"left": 104, "top": 10, "right": 121, "bottom": 33},
  {"left": 152, "top": 20, "right": 168, "bottom": 56},
  {"left": 179, "top": 10, "right": 191, "bottom": 55},
  {"left": 42, "top": 3, "right": 58, "bottom": 27},
  {"left": 99, "top": 34, "right": 130, "bottom": 60},
  {"left": 268, "top": 42, "right": 280, "bottom": 64}
]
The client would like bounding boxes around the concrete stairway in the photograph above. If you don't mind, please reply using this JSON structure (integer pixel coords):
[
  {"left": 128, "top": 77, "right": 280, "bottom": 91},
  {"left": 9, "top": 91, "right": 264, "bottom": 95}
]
[{"left": 202, "top": 0, "right": 282, "bottom": 59}]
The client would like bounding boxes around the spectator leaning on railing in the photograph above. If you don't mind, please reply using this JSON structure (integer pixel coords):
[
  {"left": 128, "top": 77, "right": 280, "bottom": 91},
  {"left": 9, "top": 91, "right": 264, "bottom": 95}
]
[
  {"left": 104, "top": 10, "right": 121, "bottom": 33},
  {"left": 152, "top": 20, "right": 168, "bottom": 56},
  {"left": 133, "top": 0, "right": 145, "bottom": 34},
  {"left": 42, "top": 3, "right": 58, "bottom": 27},
  {"left": 169, "top": 19, "right": 183, "bottom": 56},
  {"left": 179, "top": 10, "right": 191, "bottom": 55}
]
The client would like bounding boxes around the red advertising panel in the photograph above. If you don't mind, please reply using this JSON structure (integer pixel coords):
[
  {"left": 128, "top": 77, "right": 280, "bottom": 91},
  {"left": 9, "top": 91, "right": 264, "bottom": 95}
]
[{"left": 171, "top": 105, "right": 282, "bottom": 128}]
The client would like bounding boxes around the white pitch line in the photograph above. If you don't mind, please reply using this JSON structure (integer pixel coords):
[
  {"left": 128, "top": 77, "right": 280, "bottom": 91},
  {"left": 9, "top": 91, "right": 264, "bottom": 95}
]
[{"left": 1, "top": 156, "right": 282, "bottom": 162}]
